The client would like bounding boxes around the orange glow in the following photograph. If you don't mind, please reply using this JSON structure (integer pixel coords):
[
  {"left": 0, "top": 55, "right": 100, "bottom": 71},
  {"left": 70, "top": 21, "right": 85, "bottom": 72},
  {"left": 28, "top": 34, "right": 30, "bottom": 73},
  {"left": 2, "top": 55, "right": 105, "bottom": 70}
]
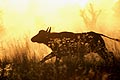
[
  {"left": 0, "top": 0, "right": 120, "bottom": 60},
  {"left": 0, "top": 0, "right": 119, "bottom": 40},
  {"left": 1, "top": 0, "right": 90, "bottom": 38}
]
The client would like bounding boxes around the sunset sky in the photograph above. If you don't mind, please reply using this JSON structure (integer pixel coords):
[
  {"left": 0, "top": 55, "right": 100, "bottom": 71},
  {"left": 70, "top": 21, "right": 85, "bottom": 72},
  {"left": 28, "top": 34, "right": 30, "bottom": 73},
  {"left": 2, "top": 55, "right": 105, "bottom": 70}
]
[{"left": 0, "top": 0, "right": 119, "bottom": 40}]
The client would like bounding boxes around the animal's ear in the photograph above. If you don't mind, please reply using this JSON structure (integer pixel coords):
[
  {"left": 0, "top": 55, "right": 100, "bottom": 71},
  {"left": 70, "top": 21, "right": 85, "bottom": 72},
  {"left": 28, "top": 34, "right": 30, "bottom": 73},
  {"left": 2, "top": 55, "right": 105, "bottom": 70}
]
[
  {"left": 48, "top": 27, "right": 51, "bottom": 33},
  {"left": 46, "top": 27, "right": 49, "bottom": 32}
]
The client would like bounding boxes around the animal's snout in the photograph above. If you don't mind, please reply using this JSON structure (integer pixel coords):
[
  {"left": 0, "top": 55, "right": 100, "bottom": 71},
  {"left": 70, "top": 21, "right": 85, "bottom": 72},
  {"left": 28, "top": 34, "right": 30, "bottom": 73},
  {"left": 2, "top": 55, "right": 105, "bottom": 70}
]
[
  {"left": 31, "top": 36, "right": 41, "bottom": 43},
  {"left": 31, "top": 37, "right": 36, "bottom": 42}
]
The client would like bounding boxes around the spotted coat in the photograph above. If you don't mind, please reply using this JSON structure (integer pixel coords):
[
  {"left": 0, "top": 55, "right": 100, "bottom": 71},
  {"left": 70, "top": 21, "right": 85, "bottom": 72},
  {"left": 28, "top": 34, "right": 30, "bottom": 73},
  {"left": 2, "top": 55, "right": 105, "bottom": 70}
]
[{"left": 31, "top": 27, "right": 120, "bottom": 63}]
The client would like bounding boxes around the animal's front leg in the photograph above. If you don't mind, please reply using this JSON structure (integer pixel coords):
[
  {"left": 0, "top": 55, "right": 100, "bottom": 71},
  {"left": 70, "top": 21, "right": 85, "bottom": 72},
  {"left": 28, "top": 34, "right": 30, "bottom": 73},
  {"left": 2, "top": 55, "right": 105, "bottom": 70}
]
[{"left": 40, "top": 52, "right": 56, "bottom": 63}]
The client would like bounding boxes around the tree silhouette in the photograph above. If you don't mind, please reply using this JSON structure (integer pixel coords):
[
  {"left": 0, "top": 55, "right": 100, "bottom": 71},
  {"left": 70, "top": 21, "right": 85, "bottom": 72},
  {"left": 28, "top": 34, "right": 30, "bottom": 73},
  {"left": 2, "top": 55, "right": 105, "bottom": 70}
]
[{"left": 80, "top": 3, "right": 101, "bottom": 31}]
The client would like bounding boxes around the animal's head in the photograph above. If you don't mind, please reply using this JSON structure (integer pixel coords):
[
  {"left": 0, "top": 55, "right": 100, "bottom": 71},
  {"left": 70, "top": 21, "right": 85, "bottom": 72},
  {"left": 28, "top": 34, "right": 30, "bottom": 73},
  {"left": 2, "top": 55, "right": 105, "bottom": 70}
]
[{"left": 31, "top": 27, "right": 51, "bottom": 44}]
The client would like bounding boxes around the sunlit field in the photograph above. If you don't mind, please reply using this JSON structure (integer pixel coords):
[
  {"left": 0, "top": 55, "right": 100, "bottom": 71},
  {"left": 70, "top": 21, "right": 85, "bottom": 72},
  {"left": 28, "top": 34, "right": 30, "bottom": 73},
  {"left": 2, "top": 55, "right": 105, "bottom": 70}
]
[{"left": 0, "top": 0, "right": 120, "bottom": 80}]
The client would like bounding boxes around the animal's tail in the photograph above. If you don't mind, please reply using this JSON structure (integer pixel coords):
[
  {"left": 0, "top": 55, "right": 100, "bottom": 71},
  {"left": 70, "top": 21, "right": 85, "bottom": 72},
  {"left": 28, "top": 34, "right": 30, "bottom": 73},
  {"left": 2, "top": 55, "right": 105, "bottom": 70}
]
[{"left": 99, "top": 33, "right": 120, "bottom": 42}]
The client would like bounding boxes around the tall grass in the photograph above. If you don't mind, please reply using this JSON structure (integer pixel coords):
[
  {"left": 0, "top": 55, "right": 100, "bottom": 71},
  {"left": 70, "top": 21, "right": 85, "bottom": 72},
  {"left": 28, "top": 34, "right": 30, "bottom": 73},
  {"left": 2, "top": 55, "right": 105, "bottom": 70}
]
[{"left": 0, "top": 38, "right": 120, "bottom": 80}]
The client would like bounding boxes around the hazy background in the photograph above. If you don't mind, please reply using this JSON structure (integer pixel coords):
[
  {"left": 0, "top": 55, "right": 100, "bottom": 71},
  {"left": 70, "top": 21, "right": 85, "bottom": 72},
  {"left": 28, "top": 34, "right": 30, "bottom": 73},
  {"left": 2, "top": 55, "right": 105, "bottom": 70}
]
[
  {"left": 0, "top": 0, "right": 120, "bottom": 36},
  {"left": 0, "top": 0, "right": 120, "bottom": 58}
]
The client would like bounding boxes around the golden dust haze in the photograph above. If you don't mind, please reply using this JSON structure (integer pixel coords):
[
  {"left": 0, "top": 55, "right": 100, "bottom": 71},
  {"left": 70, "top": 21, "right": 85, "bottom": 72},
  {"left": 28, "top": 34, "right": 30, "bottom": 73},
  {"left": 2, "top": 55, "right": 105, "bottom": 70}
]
[
  {"left": 0, "top": 0, "right": 119, "bottom": 38},
  {"left": 0, "top": 0, "right": 120, "bottom": 59}
]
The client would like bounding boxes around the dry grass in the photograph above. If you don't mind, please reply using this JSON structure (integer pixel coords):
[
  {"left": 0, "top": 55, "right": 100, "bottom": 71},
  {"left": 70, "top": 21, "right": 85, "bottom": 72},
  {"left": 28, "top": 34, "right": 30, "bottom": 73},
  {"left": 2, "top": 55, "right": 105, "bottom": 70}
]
[{"left": 0, "top": 38, "right": 120, "bottom": 80}]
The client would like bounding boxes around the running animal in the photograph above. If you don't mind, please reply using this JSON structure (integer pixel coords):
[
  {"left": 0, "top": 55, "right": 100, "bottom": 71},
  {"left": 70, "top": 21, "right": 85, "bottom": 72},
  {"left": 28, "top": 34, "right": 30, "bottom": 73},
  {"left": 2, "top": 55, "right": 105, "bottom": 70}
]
[{"left": 31, "top": 27, "right": 120, "bottom": 64}]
